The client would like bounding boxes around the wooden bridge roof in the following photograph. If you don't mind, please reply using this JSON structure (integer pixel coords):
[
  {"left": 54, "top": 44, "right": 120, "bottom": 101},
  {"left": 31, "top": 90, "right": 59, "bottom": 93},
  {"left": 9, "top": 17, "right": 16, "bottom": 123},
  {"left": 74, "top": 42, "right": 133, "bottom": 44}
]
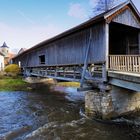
[{"left": 13, "top": 0, "right": 140, "bottom": 59}]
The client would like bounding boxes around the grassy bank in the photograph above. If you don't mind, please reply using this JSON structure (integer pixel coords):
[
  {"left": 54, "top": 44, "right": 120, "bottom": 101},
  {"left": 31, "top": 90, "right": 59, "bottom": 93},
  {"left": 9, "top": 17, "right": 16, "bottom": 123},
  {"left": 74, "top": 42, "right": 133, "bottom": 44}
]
[
  {"left": 0, "top": 76, "right": 30, "bottom": 91},
  {"left": 57, "top": 82, "right": 80, "bottom": 87},
  {"left": 0, "top": 75, "right": 80, "bottom": 91}
]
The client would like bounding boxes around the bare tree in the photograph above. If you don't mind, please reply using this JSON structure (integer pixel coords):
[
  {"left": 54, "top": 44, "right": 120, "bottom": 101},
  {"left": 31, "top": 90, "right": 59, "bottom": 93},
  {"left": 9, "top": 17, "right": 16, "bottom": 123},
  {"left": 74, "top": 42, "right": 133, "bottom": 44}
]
[{"left": 92, "top": 0, "right": 120, "bottom": 16}]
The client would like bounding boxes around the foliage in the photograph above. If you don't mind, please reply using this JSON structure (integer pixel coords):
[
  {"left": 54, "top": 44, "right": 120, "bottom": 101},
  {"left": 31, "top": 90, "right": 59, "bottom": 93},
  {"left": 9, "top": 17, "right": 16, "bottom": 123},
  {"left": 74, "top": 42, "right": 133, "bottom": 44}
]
[{"left": 4, "top": 64, "right": 21, "bottom": 76}]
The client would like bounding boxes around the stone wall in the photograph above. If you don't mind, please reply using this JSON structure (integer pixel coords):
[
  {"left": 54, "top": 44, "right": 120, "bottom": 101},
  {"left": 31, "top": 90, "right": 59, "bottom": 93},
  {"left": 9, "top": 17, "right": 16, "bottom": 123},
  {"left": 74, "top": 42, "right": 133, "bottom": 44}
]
[
  {"left": 85, "top": 85, "right": 140, "bottom": 119},
  {"left": 111, "top": 86, "right": 140, "bottom": 116}
]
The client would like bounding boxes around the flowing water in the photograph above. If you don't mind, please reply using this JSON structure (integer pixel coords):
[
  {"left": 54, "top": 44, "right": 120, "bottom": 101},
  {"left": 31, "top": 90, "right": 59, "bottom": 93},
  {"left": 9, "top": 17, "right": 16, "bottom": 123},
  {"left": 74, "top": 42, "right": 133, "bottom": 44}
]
[{"left": 0, "top": 86, "right": 140, "bottom": 140}]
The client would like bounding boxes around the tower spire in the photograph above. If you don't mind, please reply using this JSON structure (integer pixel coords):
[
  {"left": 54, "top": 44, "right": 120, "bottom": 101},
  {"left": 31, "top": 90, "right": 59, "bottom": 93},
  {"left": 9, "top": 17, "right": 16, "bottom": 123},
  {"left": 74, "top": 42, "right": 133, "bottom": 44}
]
[{"left": 1, "top": 42, "right": 9, "bottom": 48}]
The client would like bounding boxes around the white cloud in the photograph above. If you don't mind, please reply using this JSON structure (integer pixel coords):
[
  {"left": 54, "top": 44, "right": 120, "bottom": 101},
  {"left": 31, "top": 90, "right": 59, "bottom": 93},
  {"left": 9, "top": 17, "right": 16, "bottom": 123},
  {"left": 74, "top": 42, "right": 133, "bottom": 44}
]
[
  {"left": 68, "top": 3, "right": 87, "bottom": 19},
  {"left": 0, "top": 22, "right": 63, "bottom": 53}
]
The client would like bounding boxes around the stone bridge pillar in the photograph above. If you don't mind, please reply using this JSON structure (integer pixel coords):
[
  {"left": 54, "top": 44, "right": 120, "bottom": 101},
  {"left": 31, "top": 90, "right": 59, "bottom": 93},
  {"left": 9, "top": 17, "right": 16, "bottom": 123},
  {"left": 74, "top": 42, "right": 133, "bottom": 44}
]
[{"left": 85, "top": 86, "right": 140, "bottom": 119}]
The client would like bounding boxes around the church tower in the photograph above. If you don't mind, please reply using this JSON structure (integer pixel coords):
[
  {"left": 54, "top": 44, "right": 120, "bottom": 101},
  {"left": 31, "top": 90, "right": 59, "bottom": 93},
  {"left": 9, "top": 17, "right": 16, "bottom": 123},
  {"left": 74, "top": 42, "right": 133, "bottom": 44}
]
[{"left": 0, "top": 42, "right": 9, "bottom": 57}]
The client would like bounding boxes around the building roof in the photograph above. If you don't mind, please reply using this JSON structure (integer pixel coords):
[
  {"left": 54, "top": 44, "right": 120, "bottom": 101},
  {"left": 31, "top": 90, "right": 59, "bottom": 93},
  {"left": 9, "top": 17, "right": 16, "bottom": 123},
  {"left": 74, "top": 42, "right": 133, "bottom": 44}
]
[
  {"left": 0, "top": 42, "right": 9, "bottom": 48},
  {"left": 13, "top": 0, "right": 140, "bottom": 59}
]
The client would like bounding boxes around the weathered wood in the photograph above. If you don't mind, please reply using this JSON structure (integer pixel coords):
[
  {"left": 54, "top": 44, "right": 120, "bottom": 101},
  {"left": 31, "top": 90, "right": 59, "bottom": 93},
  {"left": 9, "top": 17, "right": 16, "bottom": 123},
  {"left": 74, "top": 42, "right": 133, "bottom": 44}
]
[
  {"left": 80, "top": 29, "right": 92, "bottom": 87},
  {"left": 102, "top": 64, "right": 107, "bottom": 81},
  {"left": 109, "top": 78, "right": 140, "bottom": 92},
  {"left": 13, "top": 22, "right": 106, "bottom": 68},
  {"left": 112, "top": 8, "right": 140, "bottom": 29},
  {"left": 104, "top": 23, "right": 109, "bottom": 81},
  {"left": 139, "top": 32, "right": 140, "bottom": 54},
  {"left": 109, "top": 55, "right": 140, "bottom": 73}
]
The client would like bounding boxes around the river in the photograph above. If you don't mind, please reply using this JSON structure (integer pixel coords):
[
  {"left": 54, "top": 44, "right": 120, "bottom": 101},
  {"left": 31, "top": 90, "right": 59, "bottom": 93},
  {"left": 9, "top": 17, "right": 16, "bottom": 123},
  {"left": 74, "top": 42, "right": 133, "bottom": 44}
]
[{"left": 0, "top": 86, "right": 140, "bottom": 140}]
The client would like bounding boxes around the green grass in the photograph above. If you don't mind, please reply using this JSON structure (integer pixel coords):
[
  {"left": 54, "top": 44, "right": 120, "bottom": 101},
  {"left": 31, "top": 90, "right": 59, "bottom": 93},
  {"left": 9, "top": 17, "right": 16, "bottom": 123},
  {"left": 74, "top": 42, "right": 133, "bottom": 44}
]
[
  {"left": 0, "top": 77, "right": 30, "bottom": 91},
  {"left": 57, "top": 82, "right": 80, "bottom": 87},
  {"left": 0, "top": 76, "right": 80, "bottom": 91}
]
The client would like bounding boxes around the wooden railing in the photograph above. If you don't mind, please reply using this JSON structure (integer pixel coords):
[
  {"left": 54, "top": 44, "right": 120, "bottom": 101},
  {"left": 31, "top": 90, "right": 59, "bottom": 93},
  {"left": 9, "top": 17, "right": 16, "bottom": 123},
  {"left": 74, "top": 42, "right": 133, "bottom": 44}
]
[{"left": 109, "top": 55, "right": 140, "bottom": 73}]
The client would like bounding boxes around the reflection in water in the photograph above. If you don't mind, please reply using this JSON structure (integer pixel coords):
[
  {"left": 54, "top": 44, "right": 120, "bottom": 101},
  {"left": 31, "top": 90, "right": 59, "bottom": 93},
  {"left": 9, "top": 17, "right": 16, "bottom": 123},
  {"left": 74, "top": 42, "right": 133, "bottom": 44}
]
[{"left": 0, "top": 86, "right": 139, "bottom": 140}]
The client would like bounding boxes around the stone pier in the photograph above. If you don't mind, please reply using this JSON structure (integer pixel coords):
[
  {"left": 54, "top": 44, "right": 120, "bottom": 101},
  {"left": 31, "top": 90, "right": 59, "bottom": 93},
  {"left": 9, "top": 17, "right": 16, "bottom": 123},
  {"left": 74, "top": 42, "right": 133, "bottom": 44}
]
[{"left": 85, "top": 86, "right": 140, "bottom": 119}]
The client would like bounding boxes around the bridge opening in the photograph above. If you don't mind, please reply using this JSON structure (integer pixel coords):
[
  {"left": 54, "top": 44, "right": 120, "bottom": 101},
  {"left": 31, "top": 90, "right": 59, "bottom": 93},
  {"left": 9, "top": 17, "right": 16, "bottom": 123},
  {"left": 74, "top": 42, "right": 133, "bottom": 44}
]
[
  {"left": 109, "top": 22, "right": 140, "bottom": 74},
  {"left": 109, "top": 22, "right": 139, "bottom": 55}
]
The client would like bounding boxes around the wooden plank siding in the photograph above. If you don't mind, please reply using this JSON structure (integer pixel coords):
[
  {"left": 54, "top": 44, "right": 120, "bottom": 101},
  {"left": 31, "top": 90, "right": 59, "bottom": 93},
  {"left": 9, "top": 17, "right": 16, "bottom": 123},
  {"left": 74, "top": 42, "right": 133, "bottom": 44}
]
[
  {"left": 14, "top": 22, "right": 106, "bottom": 68},
  {"left": 139, "top": 32, "right": 140, "bottom": 54},
  {"left": 112, "top": 7, "right": 140, "bottom": 28}
]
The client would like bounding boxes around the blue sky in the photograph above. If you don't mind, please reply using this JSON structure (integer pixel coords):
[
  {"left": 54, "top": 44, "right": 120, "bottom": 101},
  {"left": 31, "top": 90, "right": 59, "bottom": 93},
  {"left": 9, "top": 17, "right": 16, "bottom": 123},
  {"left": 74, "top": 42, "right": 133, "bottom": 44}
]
[{"left": 0, "top": 0, "right": 139, "bottom": 53}]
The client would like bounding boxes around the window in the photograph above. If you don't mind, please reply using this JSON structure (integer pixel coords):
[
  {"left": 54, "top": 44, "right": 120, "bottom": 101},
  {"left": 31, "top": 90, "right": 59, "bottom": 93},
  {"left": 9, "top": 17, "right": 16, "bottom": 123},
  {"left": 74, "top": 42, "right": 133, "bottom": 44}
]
[{"left": 39, "top": 55, "right": 45, "bottom": 64}]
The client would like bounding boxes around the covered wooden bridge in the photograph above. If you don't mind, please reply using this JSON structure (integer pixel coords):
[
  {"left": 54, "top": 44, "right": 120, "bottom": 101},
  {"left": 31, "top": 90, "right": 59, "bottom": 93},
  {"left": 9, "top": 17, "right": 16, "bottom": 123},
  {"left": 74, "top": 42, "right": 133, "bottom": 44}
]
[{"left": 13, "top": 0, "right": 140, "bottom": 91}]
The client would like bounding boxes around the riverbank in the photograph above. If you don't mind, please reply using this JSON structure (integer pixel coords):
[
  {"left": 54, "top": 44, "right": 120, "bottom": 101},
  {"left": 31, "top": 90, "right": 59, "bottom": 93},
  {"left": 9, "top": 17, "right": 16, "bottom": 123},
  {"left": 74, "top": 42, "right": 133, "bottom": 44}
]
[
  {"left": 24, "top": 77, "right": 80, "bottom": 88},
  {"left": 0, "top": 76, "right": 31, "bottom": 91},
  {"left": 0, "top": 76, "right": 80, "bottom": 91}
]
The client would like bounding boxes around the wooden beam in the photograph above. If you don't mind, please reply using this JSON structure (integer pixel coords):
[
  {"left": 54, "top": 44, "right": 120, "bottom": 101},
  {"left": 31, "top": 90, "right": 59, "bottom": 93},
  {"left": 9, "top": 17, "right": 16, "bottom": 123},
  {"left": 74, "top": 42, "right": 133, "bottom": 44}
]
[
  {"left": 104, "top": 22, "right": 109, "bottom": 81},
  {"left": 109, "top": 78, "right": 140, "bottom": 92},
  {"left": 31, "top": 72, "right": 80, "bottom": 82},
  {"left": 108, "top": 70, "right": 140, "bottom": 84},
  {"left": 138, "top": 32, "right": 140, "bottom": 54},
  {"left": 80, "top": 28, "right": 92, "bottom": 87}
]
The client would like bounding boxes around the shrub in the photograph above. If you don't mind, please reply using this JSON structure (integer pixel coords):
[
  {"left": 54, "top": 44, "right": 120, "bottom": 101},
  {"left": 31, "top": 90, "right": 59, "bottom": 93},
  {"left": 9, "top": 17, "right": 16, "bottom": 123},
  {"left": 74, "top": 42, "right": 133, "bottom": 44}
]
[{"left": 4, "top": 64, "right": 21, "bottom": 77}]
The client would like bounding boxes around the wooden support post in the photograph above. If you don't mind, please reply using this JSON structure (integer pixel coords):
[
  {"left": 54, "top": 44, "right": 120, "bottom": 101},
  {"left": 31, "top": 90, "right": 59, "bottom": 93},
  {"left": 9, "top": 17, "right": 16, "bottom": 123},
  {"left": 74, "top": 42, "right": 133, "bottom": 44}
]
[
  {"left": 104, "top": 22, "right": 109, "bottom": 82},
  {"left": 102, "top": 63, "right": 107, "bottom": 82},
  {"left": 80, "top": 29, "right": 92, "bottom": 87},
  {"left": 55, "top": 67, "right": 57, "bottom": 77},
  {"left": 63, "top": 68, "right": 66, "bottom": 77},
  {"left": 73, "top": 67, "right": 76, "bottom": 79},
  {"left": 45, "top": 69, "right": 48, "bottom": 76},
  {"left": 138, "top": 32, "right": 140, "bottom": 54}
]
